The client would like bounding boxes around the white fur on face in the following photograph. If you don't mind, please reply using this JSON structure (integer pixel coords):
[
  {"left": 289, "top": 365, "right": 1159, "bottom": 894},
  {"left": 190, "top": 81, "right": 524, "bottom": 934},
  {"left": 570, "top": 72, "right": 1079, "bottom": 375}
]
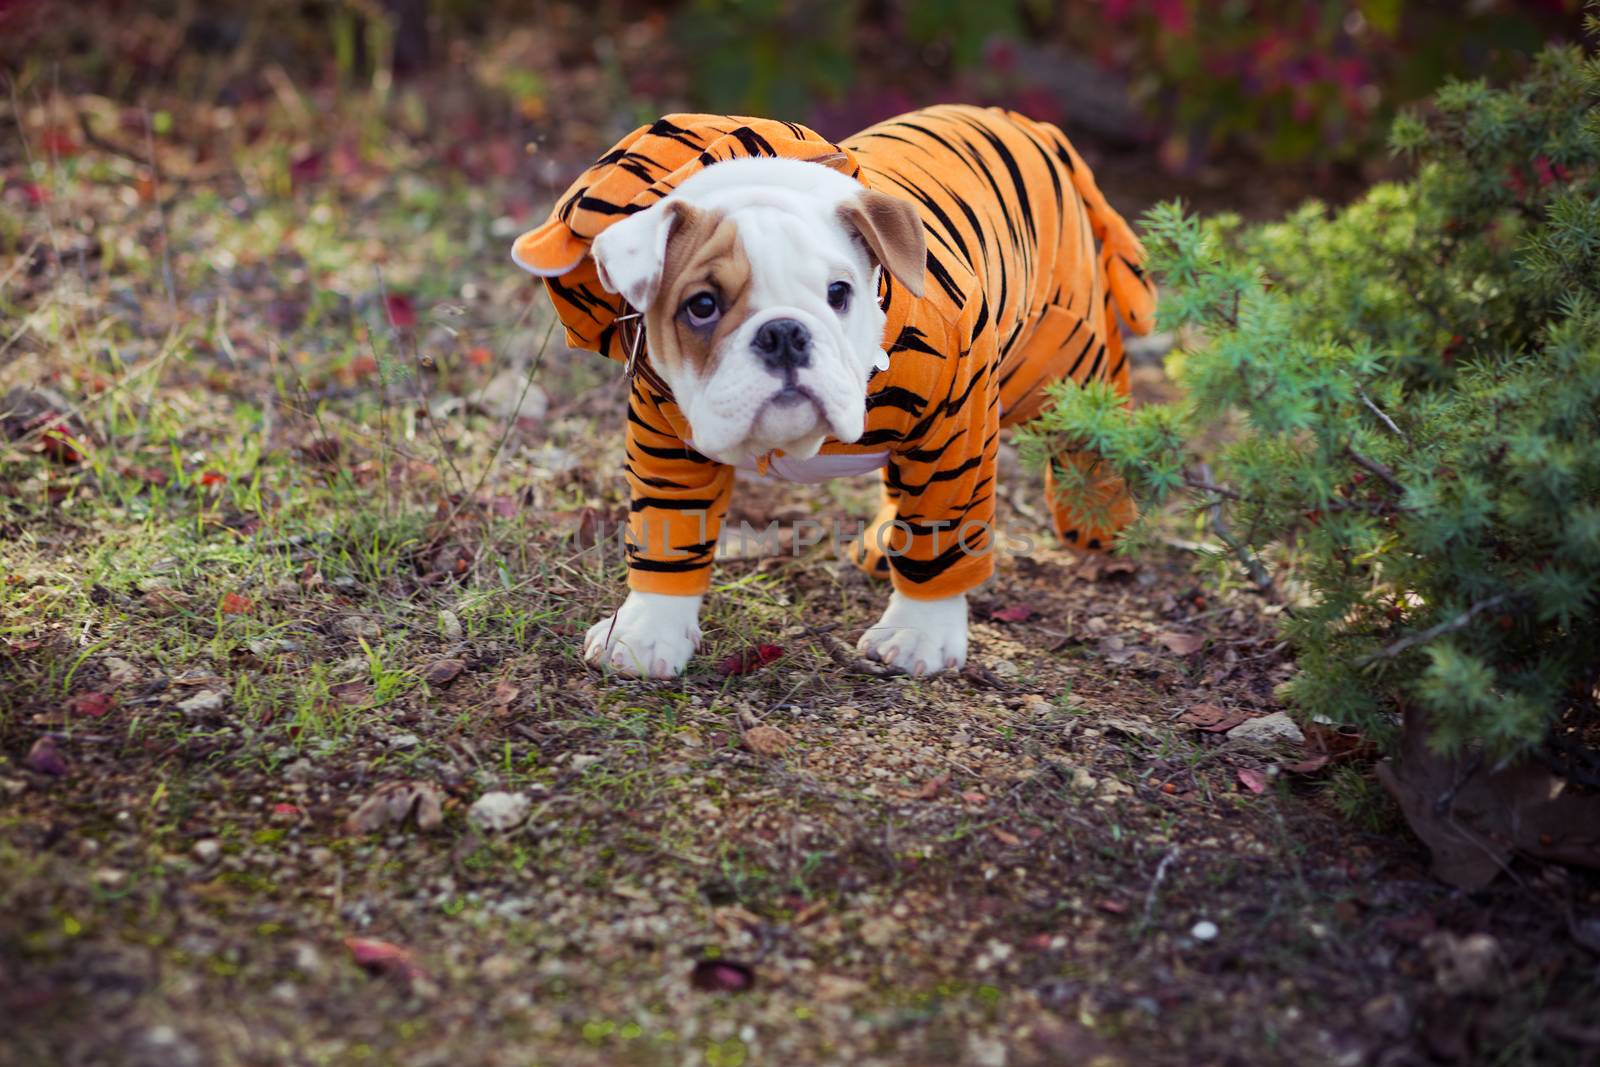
[{"left": 593, "top": 159, "right": 890, "bottom": 464}]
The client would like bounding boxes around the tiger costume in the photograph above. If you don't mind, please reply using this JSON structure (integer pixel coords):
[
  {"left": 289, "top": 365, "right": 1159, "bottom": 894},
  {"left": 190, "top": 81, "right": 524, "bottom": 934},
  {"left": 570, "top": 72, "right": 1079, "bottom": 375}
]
[{"left": 511, "top": 104, "right": 1156, "bottom": 601}]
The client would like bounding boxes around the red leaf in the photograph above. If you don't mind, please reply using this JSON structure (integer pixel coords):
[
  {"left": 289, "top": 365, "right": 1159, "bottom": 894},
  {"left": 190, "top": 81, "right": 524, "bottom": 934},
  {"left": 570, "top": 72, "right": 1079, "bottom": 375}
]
[
  {"left": 289, "top": 150, "right": 324, "bottom": 187},
  {"left": 1097, "top": 899, "right": 1127, "bottom": 915},
  {"left": 690, "top": 959, "right": 755, "bottom": 992},
  {"left": 198, "top": 470, "right": 227, "bottom": 487},
  {"left": 991, "top": 827, "right": 1024, "bottom": 847},
  {"left": 25, "top": 736, "right": 69, "bottom": 777},
  {"left": 990, "top": 604, "right": 1036, "bottom": 623},
  {"left": 913, "top": 773, "right": 950, "bottom": 800},
  {"left": 67, "top": 692, "right": 113, "bottom": 718},
  {"left": 271, "top": 802, "right": 301, "bottom": 817},
  {"left": 39, "top": 423, "right": 82, "bottom": 464},
  {"left": 344, "top": 937, "right": 427, "bottom": 982},
  {"left": 384, "top": 293, "right": 417, "bottom": 329},
  {"left": 219, "top": 593, "right": 254, "bottom": 615},
  {"left": 715, "top": 644, "right": 785, "bottom": 676},
  {"left": 1237, "top": 768, "right": 1269, "bottom": 794},
  {"left": 1281, "top": 755, "right": 1331, "bottom": 776},
  {"left": 466, "top": 346, "right": 492, "bottom": 366}
]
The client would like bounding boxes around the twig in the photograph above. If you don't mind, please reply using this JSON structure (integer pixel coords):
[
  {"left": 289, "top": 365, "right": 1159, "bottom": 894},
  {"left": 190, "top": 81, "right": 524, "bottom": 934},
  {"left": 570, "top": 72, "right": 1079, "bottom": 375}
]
[
  {"left": 1141, "top": 845, "right": 1180, "bottom": 928},
  {"left": 1195, "top": 463, "right": 1278, "bottom": 601},
  {"left": 74, "top": 109, "right": 222, "bottom": 185},
  {"left": 1345, "top": 447, "right": 1406, "bottom": 495},
  {"left": 143, "top": 106, "right": 178, "bottom": 315},
  {"left": 1358, "top": 387, "right": 1407, "bottom": 440},
  {"left": 1356, "top": 594, "right": 1509, "bottom": 667}
]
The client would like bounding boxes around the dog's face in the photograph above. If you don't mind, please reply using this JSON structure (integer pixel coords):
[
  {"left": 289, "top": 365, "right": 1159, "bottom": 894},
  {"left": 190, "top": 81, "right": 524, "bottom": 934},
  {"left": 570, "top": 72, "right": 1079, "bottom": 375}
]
[{"left": 589, "top": 158, "right": 926, "bottom": 463}]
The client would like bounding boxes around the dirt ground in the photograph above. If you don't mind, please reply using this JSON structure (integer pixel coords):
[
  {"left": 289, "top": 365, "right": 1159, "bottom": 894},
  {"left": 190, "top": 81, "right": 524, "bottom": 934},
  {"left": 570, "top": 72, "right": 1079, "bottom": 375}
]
[{"left": 4, "top": 16, "right": 1599, "bottom": 1067}]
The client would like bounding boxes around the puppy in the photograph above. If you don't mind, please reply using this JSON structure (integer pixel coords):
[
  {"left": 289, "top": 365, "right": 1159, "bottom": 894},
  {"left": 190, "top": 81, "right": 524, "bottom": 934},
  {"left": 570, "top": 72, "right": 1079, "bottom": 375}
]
[{"left": 511, "top": 106, "right": 1156, "bottom": 678}]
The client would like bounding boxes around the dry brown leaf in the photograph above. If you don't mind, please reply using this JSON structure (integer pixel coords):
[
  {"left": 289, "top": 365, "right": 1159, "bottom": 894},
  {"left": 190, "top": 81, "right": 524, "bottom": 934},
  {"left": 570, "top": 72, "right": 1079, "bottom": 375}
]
[
  {"left": 1157, "top": 631, "right": 1205, "bottom": 655},
  {"left": 421, "top": 658, "right": 465, "bottom": 686},
  {"left": 345, "top": 780, "right": 444, "bottom": 835},
  {"left": 741, "top": 724, "right": 796, "bottom": 757}
]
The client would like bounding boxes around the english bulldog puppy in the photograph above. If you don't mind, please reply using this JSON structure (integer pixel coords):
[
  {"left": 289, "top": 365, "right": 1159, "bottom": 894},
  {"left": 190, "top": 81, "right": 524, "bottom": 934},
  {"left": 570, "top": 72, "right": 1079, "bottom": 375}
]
[{"left": 511, "top": 107, "right": 1156, "bottom": 679}]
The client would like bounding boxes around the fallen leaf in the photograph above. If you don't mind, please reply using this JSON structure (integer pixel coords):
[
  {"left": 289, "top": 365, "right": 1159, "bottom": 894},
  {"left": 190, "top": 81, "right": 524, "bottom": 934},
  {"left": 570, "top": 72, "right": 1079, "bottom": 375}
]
[
  {"left": 961, "top": 790, "right": 987, "bottom": 806},
  {"left": 328, "top": 681, "right": 373, "bottom": 706},
  {"left": 421, "top": 658, "right": 465, "bottom": 686},
  {"left": 384, "top": 293, "right": 417, "bottom": 328},
  {"left": 66, "top": 692, "right": 113, "bottom": 718},
  {"left": 1097, "top": 899, "right": 1128, "bottom": 915},
  {"left": 1377, "top": 710, "right": 1600, "bottom": 889},
  {"left": 198, "top": 470, "right": 227, "bottom": 487},
  {"left": 219, "top": 592, "right": 254, "bottom": 615},
  {"left": 488, "top": 680, "right": 520, "bottom": 708},
  {"left": 1157, "top": 631, "right": 1205, "bottom": 655},
  {"left": 990, "top": 604, "right": 1036, "bottom": 623},
  {"left": 25, "top": 736, "right": 69, "bottom": 777},
  {"left": 716, "top": 643, "right": 784, "bottom": 676},
  {"left": 1178, "top": 703, "right": 1249, "bottom": 733},
  {"left": 346, "top": 780, "right": 445, "bottom": 834},
  {"left": 466, "top": 346, "right": 493, "bottom": 366},
  {"left": 814, "top": 974, "right": 868, "bottom": 1001},
  {"left": 299, "top": 437, "right": 341, "bottom": 463},
  {"left": 1237, "top": 768, "right": 1269, "bottom": 794},
  {"left": 690, "top": 959, "right": 755, "bottom": 992},
  {"left": 914, "top": 773, "right": 950, "bottom": 800},
  {"left": 991, "top": 827, "right": 1024, "bottom": 847},
  {"left": 741, "top": 724, "right": 796, "bottom": 756},
  {"left": 1281, "top": 754, "right": 1332, "bottom": 776},
  {"left": 141, "top": 587, "right": 190, "bottom": 616},
  {"left": 792, "top": 900, "right": 829, "bottom": 927},
  {"left": 344, "top": 937, "right": 427, "bottom": 982},
  {"left": 271, "top": 802, "right": 301, "bottom": 818}
]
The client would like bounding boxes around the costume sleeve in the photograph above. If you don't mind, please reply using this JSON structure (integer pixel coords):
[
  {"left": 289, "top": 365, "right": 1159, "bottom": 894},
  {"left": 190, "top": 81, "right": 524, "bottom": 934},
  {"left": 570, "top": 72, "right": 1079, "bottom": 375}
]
[
  {"left": 881, "top": 296, "right": 1002, "bottom": 600},
  {"left": 623, "top": 377, "right": 734, "bottom": 596}
]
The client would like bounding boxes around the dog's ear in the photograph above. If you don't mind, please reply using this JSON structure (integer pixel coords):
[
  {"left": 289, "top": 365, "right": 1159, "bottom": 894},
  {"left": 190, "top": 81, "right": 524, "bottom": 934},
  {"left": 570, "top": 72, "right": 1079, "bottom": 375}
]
[
  {"left": 805, "top": 152, "right": 853, "bottom": 173},
  {"left": 839, "top": 191, "right": 926, "bottom": 298},
  {"left": 590, "top": 200, "right": 695, "bottom": 310}
]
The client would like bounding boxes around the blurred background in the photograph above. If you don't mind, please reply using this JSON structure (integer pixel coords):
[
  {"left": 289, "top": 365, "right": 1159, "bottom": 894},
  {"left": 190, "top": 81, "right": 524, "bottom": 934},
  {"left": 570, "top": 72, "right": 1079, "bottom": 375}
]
[{"left": 1, "top": 0, "right": 1587, "bottom": 221}]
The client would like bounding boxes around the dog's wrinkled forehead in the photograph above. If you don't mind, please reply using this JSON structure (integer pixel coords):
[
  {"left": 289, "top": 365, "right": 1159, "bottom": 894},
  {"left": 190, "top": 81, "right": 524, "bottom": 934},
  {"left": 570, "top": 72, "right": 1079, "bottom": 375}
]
[{"left": 588, "top": 157, "right": 927, "bottom": 314}]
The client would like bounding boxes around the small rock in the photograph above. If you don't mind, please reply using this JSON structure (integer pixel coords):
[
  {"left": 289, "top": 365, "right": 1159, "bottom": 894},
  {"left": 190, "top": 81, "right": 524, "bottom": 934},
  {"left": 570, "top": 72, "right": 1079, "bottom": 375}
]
[
  {"left": 569, "top": 754, "right": 602, "bottom": 773},
  {"left": 468, "top": 791, "right": 530, "bottom": 833},
  {"left": 480, "top": 370, "right": 549, "bottom": 422},
  {"left": 966, "top": 1034, "right": 1008, "bottom": 1067},
  {"left": 92, "top": 867, "right": 126, "bottom": 887},
  {"left": 25, "top": 736, "right": 69, "bottom": 777},
  {"left": 480, "top": 954, "right": 520, "bottom": 981},
  {"left": 177, "top": 689, "right": 225, "bottom": 715},
  {"left": 859, "top": 915, "right": 902, "bottom": 947},
  {"left": 990, "top": 659, "right": 1021, "bottom": 681},
  {"left": 1424, "top": 931, "right": 1503, "bottom": 996},
  {"left": 1226, "top": 712, "right": 1305, "bottom": 746},
  {"left": 332, "top": 615, "right": 381, "bottom": 640},
  {"left": 814, "top": 974, "right": 869, "bottom": 1001},
  {"left": 103, "top": 656, "right": 140, "bottom": 686},
  {"left": 1191, "top": 920, "right": 1218, "bottom": 942},
  {"left": 438, "top": 610, "right": 463, "bottom": 640},
  {"left": 1361, "top": 992, "right": 1411, "bottom": 1037},
  {"left": 387, "top": 733, "right": 421, "bottom": 750},
  {"left": 1070, "top": 768, "right": 1096, "bottom": 791},
  {"left": 192, "top": 839, "right": 221, "bottom": 864}
]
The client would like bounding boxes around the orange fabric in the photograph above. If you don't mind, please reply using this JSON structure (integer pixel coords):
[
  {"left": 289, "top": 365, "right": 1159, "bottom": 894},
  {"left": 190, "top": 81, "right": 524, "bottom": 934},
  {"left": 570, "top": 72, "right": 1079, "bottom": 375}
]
[{"left": 516, "top": 106, "right": 1156, "bottom": 598}]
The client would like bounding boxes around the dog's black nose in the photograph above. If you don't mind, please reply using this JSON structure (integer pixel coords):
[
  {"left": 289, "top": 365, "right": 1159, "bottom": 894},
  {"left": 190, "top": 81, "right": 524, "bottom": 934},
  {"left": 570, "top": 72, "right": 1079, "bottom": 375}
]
[{"left": 752, "top": 318, "right": 811, "bottom": 372}]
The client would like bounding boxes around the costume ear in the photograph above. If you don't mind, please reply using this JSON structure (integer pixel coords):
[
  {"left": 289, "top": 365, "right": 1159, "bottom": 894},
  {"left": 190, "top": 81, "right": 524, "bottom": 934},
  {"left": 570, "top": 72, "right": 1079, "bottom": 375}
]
[
  {"left": 839, "top": 191, "right": 926, "bottom": 298},
  {"left": 590, "top": 200, "right": 694, "bottom": 310}
]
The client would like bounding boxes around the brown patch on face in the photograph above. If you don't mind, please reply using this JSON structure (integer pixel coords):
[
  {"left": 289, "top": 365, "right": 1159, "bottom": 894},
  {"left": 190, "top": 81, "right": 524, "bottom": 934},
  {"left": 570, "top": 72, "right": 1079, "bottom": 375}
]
[{"left": 644, "top": 204, "right": 755, "bottom": 381}]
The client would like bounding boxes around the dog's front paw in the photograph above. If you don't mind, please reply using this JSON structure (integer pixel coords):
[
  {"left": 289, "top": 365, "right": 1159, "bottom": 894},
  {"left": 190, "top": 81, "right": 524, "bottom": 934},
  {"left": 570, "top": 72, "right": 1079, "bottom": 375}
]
[
  {"left": 584, "top": 591, "right": 703, "bottom": 678},
  {"left": 857, "top": 591, "right": 968, "bottom": 676}
]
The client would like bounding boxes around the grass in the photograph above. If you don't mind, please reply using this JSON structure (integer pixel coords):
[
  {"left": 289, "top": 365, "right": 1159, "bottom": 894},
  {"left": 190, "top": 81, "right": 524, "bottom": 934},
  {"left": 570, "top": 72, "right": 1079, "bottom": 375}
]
[{"left": 3, "top": 51, "right": 1599, "bottom": 1067}]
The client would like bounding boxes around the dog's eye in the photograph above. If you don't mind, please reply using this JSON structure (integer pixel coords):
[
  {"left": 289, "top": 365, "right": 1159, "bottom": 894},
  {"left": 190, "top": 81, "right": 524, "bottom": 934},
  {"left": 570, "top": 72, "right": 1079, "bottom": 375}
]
[
  {"left": 681, "top": 292, "right": 720, "bottom": 327},
  {"left": 827, "top": 281, "right": 852, "bottom": 312}
]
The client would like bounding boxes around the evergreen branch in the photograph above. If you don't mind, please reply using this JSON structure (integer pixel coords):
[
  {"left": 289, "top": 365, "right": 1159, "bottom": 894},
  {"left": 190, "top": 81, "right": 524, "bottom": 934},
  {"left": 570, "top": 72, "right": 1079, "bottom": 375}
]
[
  {"left": 1345, "top": 447, "right": 1406, "bottom": 494},
  {"left": 1356, "top": 594, "right": 1510, "bottom": 668}
]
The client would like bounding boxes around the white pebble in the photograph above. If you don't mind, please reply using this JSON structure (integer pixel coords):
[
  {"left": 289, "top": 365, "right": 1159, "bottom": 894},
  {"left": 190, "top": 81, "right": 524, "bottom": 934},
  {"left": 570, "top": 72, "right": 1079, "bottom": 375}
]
[{"left": 1192, "top": 920, "right": 1219, "bottom": 942}]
